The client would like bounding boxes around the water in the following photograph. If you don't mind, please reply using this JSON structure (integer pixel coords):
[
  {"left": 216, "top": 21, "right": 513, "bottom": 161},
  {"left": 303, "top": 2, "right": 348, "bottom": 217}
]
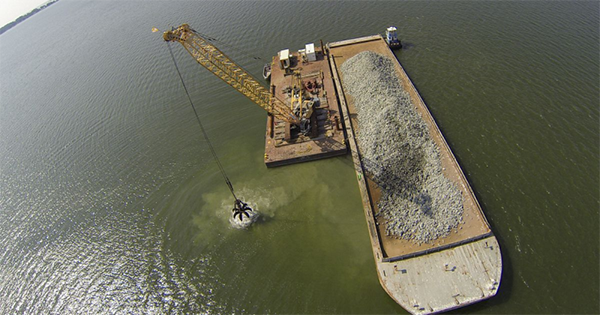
[{"left": 1, "top": 1, "right": 598, "bottom": 313}]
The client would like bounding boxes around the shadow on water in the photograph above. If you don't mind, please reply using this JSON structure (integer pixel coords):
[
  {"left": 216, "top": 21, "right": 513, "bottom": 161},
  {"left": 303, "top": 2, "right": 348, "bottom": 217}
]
[{"left": 400, "top": 41, "right": 416, "bottom": 50}]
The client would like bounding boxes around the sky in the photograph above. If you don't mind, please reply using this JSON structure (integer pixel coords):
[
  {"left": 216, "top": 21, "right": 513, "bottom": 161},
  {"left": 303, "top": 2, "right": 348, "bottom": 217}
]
[{"left": 0, "top": 0, "right": 50, "bottom": 27}]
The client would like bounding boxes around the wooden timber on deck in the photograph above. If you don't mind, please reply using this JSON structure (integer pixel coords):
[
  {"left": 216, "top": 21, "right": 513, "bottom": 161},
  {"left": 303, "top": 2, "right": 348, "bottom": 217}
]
[{"left": 327, "top": 35, "right": 502, "bottom": 314}]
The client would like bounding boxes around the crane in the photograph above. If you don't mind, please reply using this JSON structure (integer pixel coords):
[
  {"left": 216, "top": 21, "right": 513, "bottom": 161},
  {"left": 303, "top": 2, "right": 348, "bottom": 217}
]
[{"left": 162, "top": 24, "right": 303, "bottom": 127}]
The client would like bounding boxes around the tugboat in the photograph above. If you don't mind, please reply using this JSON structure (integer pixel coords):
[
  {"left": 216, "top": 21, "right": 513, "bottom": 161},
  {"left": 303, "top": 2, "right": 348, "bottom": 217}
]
[{"left": 385, "top": 26, "right": 402, "bottom": 49}]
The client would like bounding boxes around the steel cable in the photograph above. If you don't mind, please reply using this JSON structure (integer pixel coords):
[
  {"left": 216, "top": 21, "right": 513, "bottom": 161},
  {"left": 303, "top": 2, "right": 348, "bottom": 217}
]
[{"left": 167, "top": 42, "right": 238, "bottom": 200}]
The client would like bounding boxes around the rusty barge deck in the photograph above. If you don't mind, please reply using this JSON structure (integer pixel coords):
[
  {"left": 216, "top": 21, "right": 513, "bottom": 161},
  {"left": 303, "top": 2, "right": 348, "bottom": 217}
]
[
  {"left": 327, "top": 35, "right": 502, "bottom": 314},
  {"left": 263, "top": 44, "right": 346, "bottom": 167}
]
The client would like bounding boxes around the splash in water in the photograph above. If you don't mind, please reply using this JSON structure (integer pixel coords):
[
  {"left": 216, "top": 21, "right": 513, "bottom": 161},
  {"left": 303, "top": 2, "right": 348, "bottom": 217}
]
[{"left": 229, "top": 198, "right": 259, "bottom": 229}]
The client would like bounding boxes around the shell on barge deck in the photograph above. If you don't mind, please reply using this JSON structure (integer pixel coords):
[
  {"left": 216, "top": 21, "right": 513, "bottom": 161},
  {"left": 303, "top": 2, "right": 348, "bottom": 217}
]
[{"left": 327, "top": 35, "right": 502, "bottom": 314}]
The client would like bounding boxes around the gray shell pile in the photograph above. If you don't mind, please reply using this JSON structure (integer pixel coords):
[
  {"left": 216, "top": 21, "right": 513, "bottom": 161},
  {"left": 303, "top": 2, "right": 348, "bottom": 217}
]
[{"left": 340, "top": 51, "right": 463, "bottom": 244}]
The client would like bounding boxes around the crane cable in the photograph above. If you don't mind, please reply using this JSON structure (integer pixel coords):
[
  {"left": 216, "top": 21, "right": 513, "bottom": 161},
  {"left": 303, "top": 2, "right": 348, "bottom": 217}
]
[{"left": 166, "top": 42, "right": 238, "bottom": 200}]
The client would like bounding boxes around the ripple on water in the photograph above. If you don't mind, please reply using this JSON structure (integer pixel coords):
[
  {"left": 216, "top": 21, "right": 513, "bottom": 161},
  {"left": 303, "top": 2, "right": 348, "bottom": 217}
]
[{"left": 0, "top": 206, "right": 227, "bottom": 313}]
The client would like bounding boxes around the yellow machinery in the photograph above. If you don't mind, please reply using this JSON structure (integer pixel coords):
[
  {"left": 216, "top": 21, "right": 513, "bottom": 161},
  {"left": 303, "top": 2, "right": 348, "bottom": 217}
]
[
  {"left": 162, "top": 24, "right": 301, "bottom": 126},
  {"left": 291, "top": 71, "right": 314, "bottom": 124}
]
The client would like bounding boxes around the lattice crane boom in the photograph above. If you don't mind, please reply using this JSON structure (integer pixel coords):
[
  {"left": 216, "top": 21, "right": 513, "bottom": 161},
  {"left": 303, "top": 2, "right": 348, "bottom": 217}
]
[{"left": 163, "top": 24, "right": 300, "bottom": 125}]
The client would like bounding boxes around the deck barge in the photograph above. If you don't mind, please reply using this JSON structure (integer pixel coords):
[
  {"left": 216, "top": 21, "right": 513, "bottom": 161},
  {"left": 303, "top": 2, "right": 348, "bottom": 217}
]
[
  {"left": 327, "top": 35, "right": 502, "bottom": 314},
  {"left": 264, "top": 44, "right": 346, "bottom": 167}
]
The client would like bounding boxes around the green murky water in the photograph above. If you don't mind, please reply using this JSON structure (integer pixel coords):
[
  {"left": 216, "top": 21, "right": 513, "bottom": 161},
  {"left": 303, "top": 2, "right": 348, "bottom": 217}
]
[{"left": 1, "top": 1, "right": 598, "bottom": 313}]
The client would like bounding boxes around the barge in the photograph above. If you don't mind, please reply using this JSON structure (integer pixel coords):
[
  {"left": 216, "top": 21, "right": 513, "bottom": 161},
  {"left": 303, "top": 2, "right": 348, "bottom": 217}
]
[
  {"left": 264, "top": 43, "right": 347, "bottom": 167},
  {"left": 326, "top": 35, "right": 502, "bottom": 314}
]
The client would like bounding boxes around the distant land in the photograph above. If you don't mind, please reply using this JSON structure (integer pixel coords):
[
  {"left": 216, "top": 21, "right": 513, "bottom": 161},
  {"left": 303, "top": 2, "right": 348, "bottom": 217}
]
[{"left": 0, "top": 0, "right": 59, "bottom": 35}]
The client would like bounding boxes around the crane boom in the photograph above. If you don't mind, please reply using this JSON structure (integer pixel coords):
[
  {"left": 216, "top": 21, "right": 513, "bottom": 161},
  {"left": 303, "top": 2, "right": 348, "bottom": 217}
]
[{"left": 163, "top": 24, "right": 300, "bottom": 125}]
